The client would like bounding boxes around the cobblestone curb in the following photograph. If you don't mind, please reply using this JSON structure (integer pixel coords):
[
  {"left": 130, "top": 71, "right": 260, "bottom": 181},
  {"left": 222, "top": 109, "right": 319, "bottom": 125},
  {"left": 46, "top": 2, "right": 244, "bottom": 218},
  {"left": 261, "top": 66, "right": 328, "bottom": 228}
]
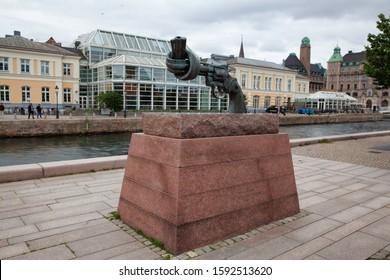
[{"left": 106, "top": 210, "right": 311, "bottom": 260}]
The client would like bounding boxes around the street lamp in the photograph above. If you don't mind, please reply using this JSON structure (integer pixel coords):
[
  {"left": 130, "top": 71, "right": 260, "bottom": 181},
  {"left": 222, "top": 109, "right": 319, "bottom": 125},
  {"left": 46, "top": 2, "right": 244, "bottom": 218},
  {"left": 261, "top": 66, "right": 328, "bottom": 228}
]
[
  {"left": 123, "top": 88, "right": 127, "bottom": 118},
  {"left": 55, "top": 85, "right": 59, "bottom": 119}
]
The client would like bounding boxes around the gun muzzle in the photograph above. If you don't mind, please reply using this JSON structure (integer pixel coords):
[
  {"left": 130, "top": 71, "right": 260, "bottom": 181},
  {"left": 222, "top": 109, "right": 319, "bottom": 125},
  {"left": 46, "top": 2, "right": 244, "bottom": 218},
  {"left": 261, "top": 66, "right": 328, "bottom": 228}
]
[{"left": 170, "top": 36, "right": 187, "bottom": 59}]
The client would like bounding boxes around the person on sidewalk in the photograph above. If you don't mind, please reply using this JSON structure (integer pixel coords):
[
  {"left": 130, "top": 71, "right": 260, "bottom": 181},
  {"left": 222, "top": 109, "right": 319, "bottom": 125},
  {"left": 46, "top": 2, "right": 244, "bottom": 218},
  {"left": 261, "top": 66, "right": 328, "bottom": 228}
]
[
  {"left": 0, "top": 103, "right": 4, "bottom": 118},
  {"left": 28, "top": 103, "right": 35, "bottom": 119},
  {"left": 36, "top": 104, "right": 43, "bottom": 118}
]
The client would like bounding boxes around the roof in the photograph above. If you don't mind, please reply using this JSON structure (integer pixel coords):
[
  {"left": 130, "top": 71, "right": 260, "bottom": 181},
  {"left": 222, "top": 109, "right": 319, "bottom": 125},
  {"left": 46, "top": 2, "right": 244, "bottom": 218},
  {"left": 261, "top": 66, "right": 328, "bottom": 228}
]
[
  {"left": 310, "top": 63, "right": 326, "bottom": 77},
  {"left": 343, "top": 51, "right": 365, "bottom": 64},
  {"left": 91, "top": 54, "right": 166, "bottom": 68},
  {"left": 75, "top": 29, "right": 171, "bottom": 55},
  {"left": 328, "top": 45, "right": 343, "bottom": 63},
  {"left": 0, "top": 35, "right": 81, "bottom": 57},
  {"left": 284, "top": 53, "right": 307, "bottom": 75},
  {"left": 301, "top": 37, "right": 310, "bottom": 46},
  {"left": 296, "top": 91, "right": 358, "bottom": 101},
  {"left": 229, "top": 56, "right": 294, "bottom": 72}
]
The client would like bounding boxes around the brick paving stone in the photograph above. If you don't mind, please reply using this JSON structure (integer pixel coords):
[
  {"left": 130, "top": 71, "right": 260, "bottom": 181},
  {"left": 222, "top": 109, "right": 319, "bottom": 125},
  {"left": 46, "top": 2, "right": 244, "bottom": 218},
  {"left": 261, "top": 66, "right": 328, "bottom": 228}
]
[
  {"left": 0, "top": 243, "right": 29, "bottom": 259},
  {"left": 284, "top": 218, "right": 343, "bottom": 243},
  {"left": 67, "top": 230, "right": 136, "bottom": 257},
  {"left": 228, "top": 236, "right": 301, "bottom": 260},
  {"left": 316, "top": 232, "right": 388, "bottom": 260},
  {"left": 0, "top": 217, "right": 25, "bottom": 231},
  {"left": 328, "top": 205, "right": 373, "bottom": 223},
  {"left": 75, "top": 242, "right": 145, "bottom": 260},
  {"left": 26, "top": 220, "right": 119, "bottom": 251},
  {"left": 274, "top": 237, "right": 333, "bottom": 260},
  {"left": 7, "top": 245, "right": 75, "bottom": 260},
  {"left": 21, "top": 201, "right": 111, "bottom": 224},
  {"left": 8, "top": 218, "right": 107, "bottom": 245},
  {"left": 36, "top": 212, "right": 103, "bottom": 231},
  {"left": 0, "top": 224, "right": 39, "bottom": 239},
  {"left": 304, "top": 198, "right": 357, "bottom": 216},
  {"left": 360, "top": 215, "right": 390, "bottom": 242}
]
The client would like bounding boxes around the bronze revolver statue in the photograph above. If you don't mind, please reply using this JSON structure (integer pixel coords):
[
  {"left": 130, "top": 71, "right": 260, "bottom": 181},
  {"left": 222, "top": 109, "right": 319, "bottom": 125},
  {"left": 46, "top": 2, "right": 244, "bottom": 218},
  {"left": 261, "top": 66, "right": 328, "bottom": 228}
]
[{"left": 166, "top": 36, "right": 246, "bottom": 113}]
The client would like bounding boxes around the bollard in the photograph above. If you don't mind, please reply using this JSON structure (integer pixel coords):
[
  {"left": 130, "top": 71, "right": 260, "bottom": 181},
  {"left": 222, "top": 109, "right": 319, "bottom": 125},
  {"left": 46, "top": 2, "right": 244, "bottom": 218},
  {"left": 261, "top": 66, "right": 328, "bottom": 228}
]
[
  {"left": 14, "top": 113, "right": 17, "bottom": 119},
  {"left": 115, "top": 113, "right": 117, "bottom": 118}
]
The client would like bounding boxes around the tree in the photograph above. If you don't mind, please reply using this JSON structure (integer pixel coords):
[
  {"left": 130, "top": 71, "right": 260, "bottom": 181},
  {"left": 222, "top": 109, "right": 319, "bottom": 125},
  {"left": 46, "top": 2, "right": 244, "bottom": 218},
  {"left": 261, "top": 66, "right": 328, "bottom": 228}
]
[
  {"left": 364, "top": 13, "right": 390, "bottom": 89},
  {"left": 97, "top": 91, "right": 123, "bottom": 112}
]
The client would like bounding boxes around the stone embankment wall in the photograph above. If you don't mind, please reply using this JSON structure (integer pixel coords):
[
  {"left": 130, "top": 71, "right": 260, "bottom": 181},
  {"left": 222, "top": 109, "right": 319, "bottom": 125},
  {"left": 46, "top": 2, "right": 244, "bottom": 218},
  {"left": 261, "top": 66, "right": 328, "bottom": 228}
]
[
  {"left": 279, "top": 113, "right": 383, "bottom": 126},
  {"left": 0, "top": 118, "right": 142, "bottom": 138},
  {"left": 0, "top": 113, "right": 384, "bottom": 138}
]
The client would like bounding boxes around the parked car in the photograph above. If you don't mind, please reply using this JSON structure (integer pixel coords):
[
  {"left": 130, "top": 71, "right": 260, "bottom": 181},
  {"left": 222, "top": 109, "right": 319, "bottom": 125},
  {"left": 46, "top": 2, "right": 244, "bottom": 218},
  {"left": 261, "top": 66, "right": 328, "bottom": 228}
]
[{"left": 266, "top": 105, "right": 286, "bottom": 114}]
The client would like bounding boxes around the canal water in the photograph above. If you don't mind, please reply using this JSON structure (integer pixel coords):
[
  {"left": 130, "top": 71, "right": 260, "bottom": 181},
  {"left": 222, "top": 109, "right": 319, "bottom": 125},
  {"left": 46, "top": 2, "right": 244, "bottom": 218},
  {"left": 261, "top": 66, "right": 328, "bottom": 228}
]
[{"left": 0, "top": 120, "right": 389, "bottom": 167}]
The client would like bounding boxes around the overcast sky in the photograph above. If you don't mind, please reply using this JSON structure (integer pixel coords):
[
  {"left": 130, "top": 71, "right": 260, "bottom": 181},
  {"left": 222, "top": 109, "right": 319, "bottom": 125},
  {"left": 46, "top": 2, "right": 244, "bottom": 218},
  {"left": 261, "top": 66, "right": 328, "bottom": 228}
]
[{"left": 1, "top": 0, "right": 389, "bottom": 67}]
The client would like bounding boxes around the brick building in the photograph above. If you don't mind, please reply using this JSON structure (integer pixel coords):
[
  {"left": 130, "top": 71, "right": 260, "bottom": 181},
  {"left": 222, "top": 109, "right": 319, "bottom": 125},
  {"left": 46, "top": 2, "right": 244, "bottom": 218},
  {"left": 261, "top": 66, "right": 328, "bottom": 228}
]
[{"left": 326, "top": 45, "right": 389, "bottom": 109}]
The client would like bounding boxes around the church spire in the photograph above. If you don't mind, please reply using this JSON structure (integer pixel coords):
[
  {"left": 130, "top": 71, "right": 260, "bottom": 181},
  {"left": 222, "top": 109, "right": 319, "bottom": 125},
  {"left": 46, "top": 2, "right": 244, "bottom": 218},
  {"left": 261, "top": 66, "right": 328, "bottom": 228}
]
[{"left": 239, "top": 35, "right": 245, "bottom": 58}]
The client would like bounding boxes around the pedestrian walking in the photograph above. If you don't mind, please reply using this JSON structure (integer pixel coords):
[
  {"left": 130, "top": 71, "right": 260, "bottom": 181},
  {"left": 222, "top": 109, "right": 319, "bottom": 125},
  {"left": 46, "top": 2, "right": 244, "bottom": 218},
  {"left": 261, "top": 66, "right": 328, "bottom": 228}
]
[
  {"left": 28, "top": 103, "right": 35, "bottom": 119},
  {"left": 36, "top": 104, "right": 43, "bottom": 118},
  {"left": 0, "top": 103, "right": 4, "bottom": 118}
]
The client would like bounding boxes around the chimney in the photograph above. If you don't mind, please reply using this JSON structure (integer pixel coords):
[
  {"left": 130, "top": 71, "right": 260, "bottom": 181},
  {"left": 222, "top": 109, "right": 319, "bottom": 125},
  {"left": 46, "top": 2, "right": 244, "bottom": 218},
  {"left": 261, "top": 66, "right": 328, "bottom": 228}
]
[{"left": 14, "top": 31, "right": 21, "bottom": 36}]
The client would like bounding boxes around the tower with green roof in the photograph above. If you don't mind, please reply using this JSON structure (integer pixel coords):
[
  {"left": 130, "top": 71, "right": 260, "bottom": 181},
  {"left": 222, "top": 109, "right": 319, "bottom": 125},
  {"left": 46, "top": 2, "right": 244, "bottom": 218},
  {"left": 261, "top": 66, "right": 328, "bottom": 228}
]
[
  {"left": 327, "top": 45, "right": 343, "bottom": 91},
  {"left": 300, "top": 37, "right": 311, "bottom": 77}
]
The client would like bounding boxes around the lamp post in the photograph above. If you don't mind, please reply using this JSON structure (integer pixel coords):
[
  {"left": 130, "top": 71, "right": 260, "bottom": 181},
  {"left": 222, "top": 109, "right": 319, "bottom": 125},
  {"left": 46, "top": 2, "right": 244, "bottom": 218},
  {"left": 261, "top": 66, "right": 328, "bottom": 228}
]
[
  {"left": 55, "top": 85, "right": 59, "bottom": 119},
  {"left": 123, "top": 88, "right": 127, "bottom": 118}
]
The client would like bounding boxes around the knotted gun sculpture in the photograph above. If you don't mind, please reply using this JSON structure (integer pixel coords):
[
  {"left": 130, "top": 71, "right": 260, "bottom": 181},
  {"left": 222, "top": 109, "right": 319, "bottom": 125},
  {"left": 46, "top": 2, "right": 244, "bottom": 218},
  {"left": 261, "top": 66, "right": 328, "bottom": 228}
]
[{"left": 166, "top": 36, "right": 246, "bottom": 113}]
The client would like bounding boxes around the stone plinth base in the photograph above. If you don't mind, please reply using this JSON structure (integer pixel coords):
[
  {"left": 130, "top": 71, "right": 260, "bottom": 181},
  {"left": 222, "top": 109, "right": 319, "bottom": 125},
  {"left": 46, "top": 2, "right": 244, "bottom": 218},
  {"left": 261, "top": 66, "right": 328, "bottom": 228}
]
[{"left": 118, "top": 114, "right": 299, "bottom": 254}]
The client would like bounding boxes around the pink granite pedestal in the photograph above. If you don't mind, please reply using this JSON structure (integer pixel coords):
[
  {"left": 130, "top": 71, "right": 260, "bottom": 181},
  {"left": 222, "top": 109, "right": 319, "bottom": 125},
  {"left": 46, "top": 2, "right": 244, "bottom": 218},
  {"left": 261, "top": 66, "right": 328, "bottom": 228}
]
[{"left": 118, "top": 113, "right": 299, "bottom": 254}]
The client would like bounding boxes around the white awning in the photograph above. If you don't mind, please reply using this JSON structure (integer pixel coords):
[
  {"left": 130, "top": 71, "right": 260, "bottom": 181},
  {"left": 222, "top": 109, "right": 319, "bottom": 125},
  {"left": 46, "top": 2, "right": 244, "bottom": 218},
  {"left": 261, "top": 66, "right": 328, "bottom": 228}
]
[{"left": 296, "top": 91, "right": 357, "bottom": 102}]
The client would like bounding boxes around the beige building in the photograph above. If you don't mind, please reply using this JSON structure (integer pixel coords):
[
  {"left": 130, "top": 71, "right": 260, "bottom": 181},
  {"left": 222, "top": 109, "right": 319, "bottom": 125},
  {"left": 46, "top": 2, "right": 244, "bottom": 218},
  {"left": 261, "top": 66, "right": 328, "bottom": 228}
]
[
  {"left": 0, "top": 31, "right": 81, "bottom": 111},
  {"left": 227, "top": 57, "right": 310, "bottom": 110}
]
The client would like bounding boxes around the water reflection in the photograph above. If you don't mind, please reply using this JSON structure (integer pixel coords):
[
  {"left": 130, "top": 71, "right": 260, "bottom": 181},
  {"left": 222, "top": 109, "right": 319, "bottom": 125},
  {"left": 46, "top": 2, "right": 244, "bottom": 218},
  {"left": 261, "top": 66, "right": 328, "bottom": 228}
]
[
  {"left": 0, "top": 120, "right": 389, "bottom": 166},
  {"left": 279, "top": 120, "right": 390, "bottom": 139},
  {"left": 0, "top": 133, "right": 132, "bottom": 167}
]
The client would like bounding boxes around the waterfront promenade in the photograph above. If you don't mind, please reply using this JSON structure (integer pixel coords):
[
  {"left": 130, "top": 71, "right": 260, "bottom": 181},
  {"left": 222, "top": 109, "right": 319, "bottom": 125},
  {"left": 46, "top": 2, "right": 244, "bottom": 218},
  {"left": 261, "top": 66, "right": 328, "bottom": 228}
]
[{"left": 0, "top": 134, "right": 389, "bottom": 260}]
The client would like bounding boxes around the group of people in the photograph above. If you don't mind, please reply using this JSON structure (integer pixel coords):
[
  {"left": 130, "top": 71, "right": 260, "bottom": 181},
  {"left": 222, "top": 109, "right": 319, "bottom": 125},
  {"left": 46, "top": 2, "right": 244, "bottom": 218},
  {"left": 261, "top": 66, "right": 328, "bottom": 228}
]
[
  {"left": 27, "top": 103, "right": 43, "bottom": 119},
  {"left": 0, "top": 103, "right": 44, "bottom": 119}
]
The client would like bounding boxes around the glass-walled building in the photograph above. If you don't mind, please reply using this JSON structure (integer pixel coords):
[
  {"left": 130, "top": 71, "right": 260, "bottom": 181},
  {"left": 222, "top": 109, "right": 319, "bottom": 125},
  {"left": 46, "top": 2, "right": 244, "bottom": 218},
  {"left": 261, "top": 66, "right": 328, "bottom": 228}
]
[{"left": 75, "top": 30, "right": 227, "bottom": 111}]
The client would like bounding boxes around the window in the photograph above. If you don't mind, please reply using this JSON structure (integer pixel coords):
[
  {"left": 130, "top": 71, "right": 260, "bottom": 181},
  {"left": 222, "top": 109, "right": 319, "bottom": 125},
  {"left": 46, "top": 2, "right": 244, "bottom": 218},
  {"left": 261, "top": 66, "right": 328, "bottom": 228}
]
[
  {"left": 41, "top": 61, "right": 50, "bottom": 75},
  {"left": 0, "top": 57, "right": 9, "bottom": 71},
  {"left": 287, "top": 79, "right": 292, "bottom": 92},
  {"left": 275, "top": 96, "right": 281, "bottom": 106},
  {"left": 125, "top": 66, "right": 138, "bottom": 80},
  {"left": 264, "top": 96, "right": 271, "bottom": 108},
  {"left": 22, "top": 86, "right": 30, "bottom": 102},
  {"left": 137, "top": 37, "right": 150, "bottom": 51},
  {"left": 140, "top": 67, "right": 152, "bottom": 81},
  {"left": 64, "top": 88, "right": 71, "bottom": 103},
  {"left": 383, "top": 92, "right": 389, "bottom": 97},
  {"left": 0, "top": 85, "right": 10, "bottom": 101},
  {"left": 113, "top": 65, "right": 123, "bottom": 79},
  {"left": 253, "top": 75, "right": 261, "bottom": 89},
  {"left": 265, "top": 77, "right": 272, "bottom": 91},
  {"left": 153, "top": 68, "right": 165, "bottom": 82},
  {"left": 253, "top": 96, "right": 259, "bottom": 108},
  {"left": 63, "top": 63, "right": 71, "bottom": 76},
  {"left": 276, "top": 78, "right": 282, "bottom": 92},
  {"left": 21, "top": 59, "right": 30, "bottom": 73},
  {"left": 41, "top": 87, "right": 50, "bottom": 102},
  {"left": 241, "top": 73, "right": 247, "bottom": 88}
]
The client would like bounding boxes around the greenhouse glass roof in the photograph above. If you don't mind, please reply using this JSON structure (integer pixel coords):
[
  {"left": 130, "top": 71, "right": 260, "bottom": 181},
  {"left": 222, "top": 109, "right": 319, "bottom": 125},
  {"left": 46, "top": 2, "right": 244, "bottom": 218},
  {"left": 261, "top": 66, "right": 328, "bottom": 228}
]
[
  {"left": 91, "top": 54, "right": 166, "bottom": 68},
  {"left": 75, "top": 30, "right": 171, "bottom": 55}
]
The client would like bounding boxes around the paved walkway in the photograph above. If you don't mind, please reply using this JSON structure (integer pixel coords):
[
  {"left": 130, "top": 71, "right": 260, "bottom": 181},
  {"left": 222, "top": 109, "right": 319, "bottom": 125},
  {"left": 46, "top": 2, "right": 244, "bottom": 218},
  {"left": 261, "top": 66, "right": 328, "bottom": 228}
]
[{"left": 0, "top": 138, "right": 389, "bottom": 260}]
